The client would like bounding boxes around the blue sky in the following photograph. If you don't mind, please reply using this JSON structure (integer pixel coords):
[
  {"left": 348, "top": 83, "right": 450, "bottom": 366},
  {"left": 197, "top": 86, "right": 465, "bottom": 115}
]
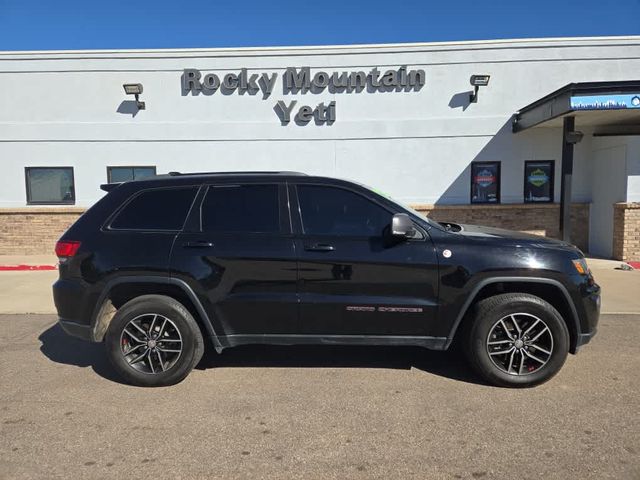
[{"left": 0, "top": 0, "right": 638, "bottom": 51}]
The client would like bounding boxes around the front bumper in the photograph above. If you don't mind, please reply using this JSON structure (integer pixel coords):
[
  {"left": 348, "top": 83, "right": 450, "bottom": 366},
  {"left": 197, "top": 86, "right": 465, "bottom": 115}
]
[
  {"left": 573, "top": 278, "right": 600, "bottom": 352},
  {"left": 576, "top": 330, "right": 597, "bottom": 348}
]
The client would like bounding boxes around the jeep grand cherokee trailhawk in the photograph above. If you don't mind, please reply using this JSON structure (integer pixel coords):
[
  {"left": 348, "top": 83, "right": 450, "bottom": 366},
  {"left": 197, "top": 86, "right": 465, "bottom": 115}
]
[{"left": 53, "top": 172, "right": 600, "bottom": 387}]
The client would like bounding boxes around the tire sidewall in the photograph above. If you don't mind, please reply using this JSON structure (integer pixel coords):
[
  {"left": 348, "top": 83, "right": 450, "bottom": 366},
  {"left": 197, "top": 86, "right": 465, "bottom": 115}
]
[
  {"left": 469, "top": 296, "right": 569, "bottom": 387},
  {"left": 105, "top": 295, "right": 202, "bottom": 387}
]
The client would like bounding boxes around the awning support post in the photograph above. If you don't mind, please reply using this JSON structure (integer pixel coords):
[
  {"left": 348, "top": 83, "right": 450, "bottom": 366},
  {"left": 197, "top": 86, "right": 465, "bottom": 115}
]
[{"left": 559, "top": 116, "right": 575, "bottom": 243}]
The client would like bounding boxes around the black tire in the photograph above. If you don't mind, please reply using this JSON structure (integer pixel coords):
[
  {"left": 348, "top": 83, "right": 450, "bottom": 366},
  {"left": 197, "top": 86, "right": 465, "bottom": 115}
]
[
  {"left": 105, "top": 295, "right": 204, "bottom": 387},
  {"left": 464, "top": 293, "right": 569, "bottom": 388}
]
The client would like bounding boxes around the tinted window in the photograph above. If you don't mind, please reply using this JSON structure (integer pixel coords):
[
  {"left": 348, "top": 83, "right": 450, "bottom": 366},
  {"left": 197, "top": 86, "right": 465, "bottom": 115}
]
[
  {"left": 471, "top": 162, "right": 501, "bottom": 204},
  {"left": 25, "top": 167, "right": 75, "bottom": 204},
  {"left": 111, "top": 187, "right": 198, "bottom": 230},
  {"left": 108, "top": 166, "right": 156, "bottom": 183},
  {"left": 202, "top": 185, "right": 280, "bottom": 233},
  {"left": 524, "top": 160, "right": 554, "bottom": 203},
  {"left": 298, "top": 185, "right": 391, "bottom": 236}
]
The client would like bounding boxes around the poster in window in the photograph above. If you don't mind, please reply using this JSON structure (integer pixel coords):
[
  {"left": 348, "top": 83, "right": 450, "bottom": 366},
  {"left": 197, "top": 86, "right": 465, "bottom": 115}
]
[
  {"left": 470, "top": 162, "right": 500, "bottom": 203},
  {"left": 524, "top": 161, "right": 554, "bottom": 203}
]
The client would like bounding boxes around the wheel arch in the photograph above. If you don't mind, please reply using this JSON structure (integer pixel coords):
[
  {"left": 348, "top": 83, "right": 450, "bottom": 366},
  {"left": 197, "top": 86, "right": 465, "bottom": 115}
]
[
  {"left": 90, "top": 276, "right": 222, "bottom": 350},
  {"left": 446, "top": 277, "right": 581, "bottom": 354}
]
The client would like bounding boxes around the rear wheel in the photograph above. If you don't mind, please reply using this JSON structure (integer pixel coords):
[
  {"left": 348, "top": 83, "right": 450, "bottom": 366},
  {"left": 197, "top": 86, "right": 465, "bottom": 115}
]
[
  {"left": 105, "top": 295, "right": 204, "bottom": 387},
  {"left": 465, "top": 293, "right": 569, "bottom": 388}
]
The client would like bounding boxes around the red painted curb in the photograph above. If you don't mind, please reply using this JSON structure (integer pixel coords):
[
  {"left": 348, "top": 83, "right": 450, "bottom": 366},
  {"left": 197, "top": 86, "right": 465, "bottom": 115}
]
[
  {"left": 627, "top": 261, "right": 640, "bottom": 270},
  {"left": 0, "top": 265, "right": 57, "bottom": 271}
]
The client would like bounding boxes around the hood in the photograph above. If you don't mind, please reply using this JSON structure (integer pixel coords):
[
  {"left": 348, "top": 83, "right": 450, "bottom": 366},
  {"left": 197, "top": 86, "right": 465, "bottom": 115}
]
[{"left": 453, "top": 223, "right": 578, "bottom": 250}]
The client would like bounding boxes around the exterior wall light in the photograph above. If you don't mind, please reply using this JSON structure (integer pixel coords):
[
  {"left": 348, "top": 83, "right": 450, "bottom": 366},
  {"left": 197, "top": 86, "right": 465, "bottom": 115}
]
[
  {"left": 469, "top": 75, "right": 490, "bottom": 103},
  {"left": 565, "top": 130, "right": 584, "bottom": 144},
  {"left": 123, "top": 83, "right": 145, "bottom": 110}
]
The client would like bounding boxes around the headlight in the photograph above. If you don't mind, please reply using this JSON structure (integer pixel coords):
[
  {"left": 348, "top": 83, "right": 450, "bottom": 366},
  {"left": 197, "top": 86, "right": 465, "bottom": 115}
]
[{"left": 572, "top": 258, "right": 590, "bottom": 275}]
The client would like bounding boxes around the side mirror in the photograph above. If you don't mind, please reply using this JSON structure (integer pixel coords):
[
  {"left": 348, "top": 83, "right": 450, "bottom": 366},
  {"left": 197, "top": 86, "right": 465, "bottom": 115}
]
[{"left": 391, "top": 213, "right": 416, "bottom": 238}]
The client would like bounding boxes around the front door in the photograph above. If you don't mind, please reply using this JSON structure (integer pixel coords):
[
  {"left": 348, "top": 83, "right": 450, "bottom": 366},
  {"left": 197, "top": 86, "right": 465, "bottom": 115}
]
[
  {"left": 292, "top": 183, "right": 439, "bottom": 337},
  {"left": 170, "top": 183, "right": 298, "bottom": 339}
]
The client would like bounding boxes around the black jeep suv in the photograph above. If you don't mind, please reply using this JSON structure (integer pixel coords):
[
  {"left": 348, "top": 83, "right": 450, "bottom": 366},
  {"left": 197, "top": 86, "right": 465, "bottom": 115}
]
[{"left": 53, "top": 172, "right": 600, "bottom": 387}]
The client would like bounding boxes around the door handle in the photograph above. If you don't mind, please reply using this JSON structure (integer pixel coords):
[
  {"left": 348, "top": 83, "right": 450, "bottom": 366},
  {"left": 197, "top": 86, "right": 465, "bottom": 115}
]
[
  {"left": 304, "top": 243, "right": 335, "bottom": 252},
  {"left": 182, "top": 241, "right": 214, "bottom": 248}
]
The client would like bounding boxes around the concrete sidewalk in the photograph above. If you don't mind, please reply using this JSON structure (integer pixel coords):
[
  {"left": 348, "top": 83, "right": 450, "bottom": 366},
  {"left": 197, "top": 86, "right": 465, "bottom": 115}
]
[{"left": 0, "top": 256, "right": 638, "bottom": 314}]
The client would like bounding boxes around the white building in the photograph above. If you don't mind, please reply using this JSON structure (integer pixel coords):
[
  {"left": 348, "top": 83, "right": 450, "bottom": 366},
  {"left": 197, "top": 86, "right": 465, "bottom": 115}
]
[{"left": 0, "top": 36, "right": 639, "bottom": 259}]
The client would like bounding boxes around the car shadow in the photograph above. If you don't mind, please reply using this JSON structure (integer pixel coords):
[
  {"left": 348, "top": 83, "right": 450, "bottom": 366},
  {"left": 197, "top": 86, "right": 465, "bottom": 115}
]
[
  {"left": 196, "top": 343, "right": 488, "bottom": 386},
  {"left": 38, "top": 323, "right": 126, "bottom": 384},
  {"left": 39, "top": 323, "right": 488, "bottom": 386}
]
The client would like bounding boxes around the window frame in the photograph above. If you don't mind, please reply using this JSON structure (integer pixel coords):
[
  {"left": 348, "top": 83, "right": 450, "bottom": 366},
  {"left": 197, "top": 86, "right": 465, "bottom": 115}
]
[
  {"left": 198, "top": 183, "right": 290, "bottom": 235},
  {"left": 470, "top": 161, "right": 501, "bottom": 204},
  {"left": 107, "top": 166, "right": 157, "bottom": 183},
  {"left": 523, "top": 160, "right": 555, "bottom": 203},
  {"left": 291, "top": 182, "right": 421, "bottom": 239},
  {"left": 24, "top": 166, "right": 76, "bottom": 205},
  {"left": 106, "top": 185, "right": 201, "bottom": 232}
]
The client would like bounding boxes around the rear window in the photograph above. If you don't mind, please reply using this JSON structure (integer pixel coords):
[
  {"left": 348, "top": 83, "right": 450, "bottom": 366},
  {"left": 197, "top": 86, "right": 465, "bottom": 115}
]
[
  {"left": 111, "top": 187, "right": 198, "bottom": 231},
  {"left": 201, "top": 184, "right": 280, "bottom": 233}
]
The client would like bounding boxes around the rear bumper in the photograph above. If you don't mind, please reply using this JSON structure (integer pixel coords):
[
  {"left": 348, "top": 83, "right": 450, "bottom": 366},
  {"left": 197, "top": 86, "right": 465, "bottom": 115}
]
[
  {"left": 58, "top": 318, "right": 93, "bottom": 341},
  {"left": 53, "top": 278, "right": 97, "bottom": 331}
]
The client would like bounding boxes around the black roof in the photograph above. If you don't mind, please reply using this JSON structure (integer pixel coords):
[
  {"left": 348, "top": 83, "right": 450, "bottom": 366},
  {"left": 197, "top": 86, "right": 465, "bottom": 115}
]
[
  {"left": 166, "top": 170, "right": 307, "bottom": 177},
  {"left": 100, "top": 170, "right": 324, "bottom": 192}
]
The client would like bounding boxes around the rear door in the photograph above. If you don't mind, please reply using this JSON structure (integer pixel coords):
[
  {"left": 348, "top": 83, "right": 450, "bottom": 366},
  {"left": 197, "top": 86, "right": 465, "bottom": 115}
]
[
  {"left": 100, "top": 185, "right": 200, "bottom": 280},
  {"left": 170, "top": 182, "right": 298, "bottom": 338},
  {"left": 292, "top": 183, "right": 439, "bottom": 337}
]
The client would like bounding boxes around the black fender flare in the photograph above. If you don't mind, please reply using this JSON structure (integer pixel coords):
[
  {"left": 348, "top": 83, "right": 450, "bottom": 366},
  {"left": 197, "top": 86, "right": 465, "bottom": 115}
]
[
  {"left": 90, "top": 275, "right": 223, "bottom": 351},
  {"left": 444, "top": 276, "right": 581, "bottom": 351}
]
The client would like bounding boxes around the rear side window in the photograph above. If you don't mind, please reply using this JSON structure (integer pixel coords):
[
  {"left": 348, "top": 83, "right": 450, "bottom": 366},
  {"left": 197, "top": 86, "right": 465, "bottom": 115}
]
[
  {"left": 297, "top": 185, "right": 391, "bottom": 236},
  {"left": 202, "top": 184, "right": 280, "bottom": 233},
  {"left": 111, "top": 187, "right": 198, "bottom": 231}
]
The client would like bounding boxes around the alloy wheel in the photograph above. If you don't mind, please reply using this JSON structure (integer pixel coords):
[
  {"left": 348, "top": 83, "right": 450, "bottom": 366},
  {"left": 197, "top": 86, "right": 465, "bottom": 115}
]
[
  {"left": 119, "top": 313, "right": 183, "bottom": 375},
  {"left": 485, "top": 313, "right": 554, "bottom": 376}
]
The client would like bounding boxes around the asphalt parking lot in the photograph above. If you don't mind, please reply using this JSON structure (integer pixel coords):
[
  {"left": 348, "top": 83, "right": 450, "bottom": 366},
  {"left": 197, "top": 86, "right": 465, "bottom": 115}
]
[{"left": 0, "top": 313, "right": 638, "bottom": 479}]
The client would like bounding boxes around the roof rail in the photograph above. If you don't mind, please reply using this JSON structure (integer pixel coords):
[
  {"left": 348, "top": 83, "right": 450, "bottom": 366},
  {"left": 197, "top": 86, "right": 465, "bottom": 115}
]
[{"left": 167, "top": 171, "right": 307, "bottom": 176}]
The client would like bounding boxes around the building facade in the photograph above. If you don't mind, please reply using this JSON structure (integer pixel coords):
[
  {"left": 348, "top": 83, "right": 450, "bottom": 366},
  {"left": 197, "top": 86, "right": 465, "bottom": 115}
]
[{"left": 1, "top": 36, "right": 639, "bottom": 259}]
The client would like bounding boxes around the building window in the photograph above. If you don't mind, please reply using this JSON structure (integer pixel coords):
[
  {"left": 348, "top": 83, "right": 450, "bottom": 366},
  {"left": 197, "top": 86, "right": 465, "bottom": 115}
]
[
  {"left": 107, "top": 166, "right": 156, "bottom": 183},
  {"left": 470, "top": 162, "right": 500, "bottom": 204},
  {"left": 25, "top": 167, "right": 75, "bottom": 205},
  {"left": 524, "top": 160, "right": 554, "bottom": 203}
]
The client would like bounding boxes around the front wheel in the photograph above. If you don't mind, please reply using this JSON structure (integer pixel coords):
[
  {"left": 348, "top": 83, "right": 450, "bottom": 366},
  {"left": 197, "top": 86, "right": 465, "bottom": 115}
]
[
  {"left": 465, "top": 293, "right": 570, "bottom": 388},
  {"left": 105, "top": 295, "right": 204, "bottom": 387}
]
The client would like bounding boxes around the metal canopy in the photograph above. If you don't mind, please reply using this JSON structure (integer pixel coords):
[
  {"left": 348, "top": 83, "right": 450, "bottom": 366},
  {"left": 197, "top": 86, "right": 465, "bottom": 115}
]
[
  {"left": 512, "top": 81, "right": 640, "bottom": 245},
  {"left": 512, "top": 81, "right": 640, "bottom": 133}
]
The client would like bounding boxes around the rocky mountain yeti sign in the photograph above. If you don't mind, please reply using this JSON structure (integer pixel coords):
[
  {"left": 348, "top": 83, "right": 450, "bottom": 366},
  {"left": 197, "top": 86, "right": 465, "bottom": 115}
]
[{"left": 181, "top": 66, "right": 426, "bottom": 125}]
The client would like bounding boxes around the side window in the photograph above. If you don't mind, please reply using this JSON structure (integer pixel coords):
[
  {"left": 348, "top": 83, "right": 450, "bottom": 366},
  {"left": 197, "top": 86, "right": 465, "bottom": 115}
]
[
  {"left": 202, "top": 184, "right": 280, "bottom": 233},
  {"left": 297, "top": 185, "right": 391, "bottom": 236},
  {"left": 111, "top": 187, "right": 198, "bottom": 231}
]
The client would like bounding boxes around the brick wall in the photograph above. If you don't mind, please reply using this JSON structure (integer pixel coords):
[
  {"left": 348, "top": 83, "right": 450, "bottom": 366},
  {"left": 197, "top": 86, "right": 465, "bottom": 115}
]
[
  {"left": 0, "top": 203, "right": 590, "bottom": 256},
  {"left": 0, "top": 208, "right": 85, "bottom": 255},
  {"left": 613, "top": 203, "right": 640, "bottom": 261}
]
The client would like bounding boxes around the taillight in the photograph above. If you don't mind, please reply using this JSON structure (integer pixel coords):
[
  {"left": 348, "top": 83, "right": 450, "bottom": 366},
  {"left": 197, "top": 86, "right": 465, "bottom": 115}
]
[{"left": 55, "top": 241, "right": 81, "bottom": 258}]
